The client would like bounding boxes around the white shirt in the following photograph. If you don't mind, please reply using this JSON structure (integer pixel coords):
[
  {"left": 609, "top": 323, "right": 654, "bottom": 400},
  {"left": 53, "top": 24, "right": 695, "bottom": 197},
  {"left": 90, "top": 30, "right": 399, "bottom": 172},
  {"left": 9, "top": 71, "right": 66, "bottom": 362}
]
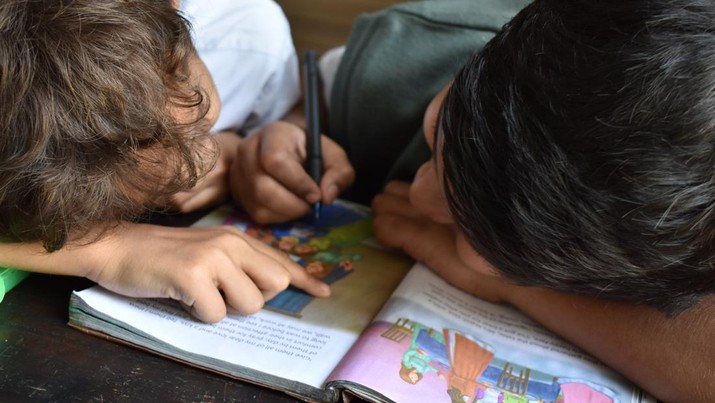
[{"left": 180, "top": 0, "right": 300, "bottom": 133}]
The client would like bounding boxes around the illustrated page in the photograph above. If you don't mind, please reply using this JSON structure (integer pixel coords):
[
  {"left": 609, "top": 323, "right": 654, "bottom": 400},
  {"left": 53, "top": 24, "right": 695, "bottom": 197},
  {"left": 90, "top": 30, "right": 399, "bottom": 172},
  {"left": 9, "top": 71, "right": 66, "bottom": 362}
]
[
  {"left": 72, "top": 202, "right": 412, "bottom": 388},
  {"left": 327, "top": 264, "right": 654, "bottom": 403}
]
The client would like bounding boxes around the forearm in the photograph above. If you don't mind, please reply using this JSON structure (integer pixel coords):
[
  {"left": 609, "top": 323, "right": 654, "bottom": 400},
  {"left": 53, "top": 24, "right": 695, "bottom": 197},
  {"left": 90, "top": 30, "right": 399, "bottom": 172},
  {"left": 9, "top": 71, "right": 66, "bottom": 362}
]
[
  {"left": 507, "top": 287, "right": 715, "bottom": 402},
  {"left": 0, "top": 219, "right": 331, "bottom": 323},
  {"left": 0, "top": 236, "right": 103, "bottom": 278}
]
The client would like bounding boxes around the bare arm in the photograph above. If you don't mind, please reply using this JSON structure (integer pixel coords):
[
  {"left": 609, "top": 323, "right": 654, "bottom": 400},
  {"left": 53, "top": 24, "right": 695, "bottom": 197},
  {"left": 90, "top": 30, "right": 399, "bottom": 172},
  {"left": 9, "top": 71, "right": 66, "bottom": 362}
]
[
  {"left": 372, "top": 181, "right": 715, "bottom": 403},
  {"left": 0, "top": 221, "right": 329, "bottom": 323},
  {"left": 505, "top": 286, "right": 715, "bottom": 402},
  {"left": 0, "top": 238, "right": 95, "bottom": 278},
  {"left": 171, "top": 99, "right": 354, "bottom": 221}
]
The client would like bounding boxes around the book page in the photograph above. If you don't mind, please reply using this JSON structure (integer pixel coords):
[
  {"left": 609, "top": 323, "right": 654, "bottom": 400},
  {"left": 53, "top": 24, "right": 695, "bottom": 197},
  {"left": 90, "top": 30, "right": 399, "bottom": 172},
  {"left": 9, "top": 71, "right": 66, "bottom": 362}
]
[
  {"left": 71, "top": 202, "right": 412, "bottom": 390},
  {"left": 74, "top": 288, "right": 365, "bottom": 387},
  {"left": 327, "top": 264, "right": 654, "bottom": 403}
]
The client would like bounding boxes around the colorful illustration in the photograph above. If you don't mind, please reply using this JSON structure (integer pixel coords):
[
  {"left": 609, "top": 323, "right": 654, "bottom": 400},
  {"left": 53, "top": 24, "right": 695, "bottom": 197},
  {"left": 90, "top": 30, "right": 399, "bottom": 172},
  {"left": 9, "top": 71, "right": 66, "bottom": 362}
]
[
  {"left": 389, "top": 320, "right": 496, "bottom": 402},
  {"left": 398, "top": 321, "right": 450, "bottom": 384},
  {"left": 328, "top": 319, "right": 619, "bottom": 403},
  {"left": 222, "top": 203, "right": 372, "bottom": 317},
  {"left": 443, "top": 328, "right": 496, "bottom": 402}
]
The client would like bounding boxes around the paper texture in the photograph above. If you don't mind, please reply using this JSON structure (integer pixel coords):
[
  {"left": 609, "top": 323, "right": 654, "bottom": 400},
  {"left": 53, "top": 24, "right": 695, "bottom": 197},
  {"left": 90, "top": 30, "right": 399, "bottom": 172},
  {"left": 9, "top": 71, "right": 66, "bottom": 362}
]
[
  {"left": 70, "top": 201, "right": 412, "bottom": 394},
  {"left": 326, "top": 264, "right": 654, "bottom": 403},
  {"left": 69, "top": 202, "right": 652, "bottom": 403}
]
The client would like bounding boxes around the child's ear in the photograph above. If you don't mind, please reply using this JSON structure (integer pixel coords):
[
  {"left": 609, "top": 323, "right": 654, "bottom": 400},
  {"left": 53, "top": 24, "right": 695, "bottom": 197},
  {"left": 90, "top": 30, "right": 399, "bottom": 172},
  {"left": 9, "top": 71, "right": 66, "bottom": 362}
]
[{"left": 171, "top": 0, "right": 180, "bottom": 10}]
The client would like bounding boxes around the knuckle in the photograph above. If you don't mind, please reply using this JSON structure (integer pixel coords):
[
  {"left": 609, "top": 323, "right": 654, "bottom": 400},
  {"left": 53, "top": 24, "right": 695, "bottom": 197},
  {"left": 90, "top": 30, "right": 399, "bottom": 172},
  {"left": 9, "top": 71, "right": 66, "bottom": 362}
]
[
  {"left": 219, "top": 228, "right": 250, "bottom": 247},
  {"left": 261, "top": 151, "right": 290, "bottom": 172},
  {"left": 342, "top": 166, "right": 356, "bottom": 183},
  {"left": 203, "top": 229, "right": 248, "bottom": 254},
  {"left": 212, "top": 230, "right": 238, "bottom": 246},
  {"left": 262, "top": 279, "right": 290, "bottom": 296},
  {"left": 179, "top": 261, "right": 208, "bottom": 283},
  {"left": 271, "top": 270, "right": 292, "bottom": 290}
]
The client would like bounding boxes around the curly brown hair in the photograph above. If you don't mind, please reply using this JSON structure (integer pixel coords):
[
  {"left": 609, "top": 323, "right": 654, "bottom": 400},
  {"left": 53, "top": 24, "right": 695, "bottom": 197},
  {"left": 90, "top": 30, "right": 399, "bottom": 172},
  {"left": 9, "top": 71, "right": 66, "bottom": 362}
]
[{"left": 0, "top": 0, "right": 215, "bottom": 251}]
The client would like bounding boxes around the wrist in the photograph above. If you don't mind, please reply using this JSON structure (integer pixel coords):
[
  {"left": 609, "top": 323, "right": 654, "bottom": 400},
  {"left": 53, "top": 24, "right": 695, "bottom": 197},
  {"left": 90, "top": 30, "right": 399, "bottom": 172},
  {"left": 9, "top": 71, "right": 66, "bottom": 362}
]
[
  {"left": 0, "top": 231, "right": 108, "bottom": 279},
  {"left": 214, "top": 130, "right": 242, "bottom": 164}
]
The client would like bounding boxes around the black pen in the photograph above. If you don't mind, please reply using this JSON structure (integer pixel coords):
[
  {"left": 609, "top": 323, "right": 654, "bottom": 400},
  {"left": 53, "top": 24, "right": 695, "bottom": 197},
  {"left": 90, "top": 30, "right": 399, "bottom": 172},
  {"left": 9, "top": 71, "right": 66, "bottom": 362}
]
[{"left": 303, "top": 49, "right": 322, "bottom": 220}]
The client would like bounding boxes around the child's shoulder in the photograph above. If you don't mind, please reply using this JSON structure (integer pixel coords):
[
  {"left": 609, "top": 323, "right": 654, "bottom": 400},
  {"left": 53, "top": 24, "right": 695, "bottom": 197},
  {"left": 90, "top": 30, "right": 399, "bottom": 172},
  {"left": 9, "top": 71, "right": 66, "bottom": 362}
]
[{"left": 180, "top": 0, "right": 291, "bottom": 56}]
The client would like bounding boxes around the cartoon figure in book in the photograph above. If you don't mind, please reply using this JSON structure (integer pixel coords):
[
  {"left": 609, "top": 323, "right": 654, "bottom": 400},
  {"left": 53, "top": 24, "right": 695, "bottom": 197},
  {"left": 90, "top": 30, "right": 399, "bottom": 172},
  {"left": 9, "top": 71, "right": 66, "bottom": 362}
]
[
  {"left": 311, "top": 249, "right": 361, "bottom": 281},
  {"left": 398, "top": 323, "right": 450, "bottom": 384},
  {"left": 244, "top": 226, "right": 277, "bottom": 245},
  {"left": 385, "top": 318, "right": 617, "bottom": 403},
  {"left": 291, "top": 242, "right": 321, "bottom": 257},
  {"left": 222, "top": 203, "right": 371, "bottom": 317},
  {"left": 396, "top": 320, "right": 496, "bottom": 402},
  {"left": 556, "top": 379, "right": 619, "bottom": 403},
  {"left": 274, "top": 236, "right": 299, "bottom": 254},
  {"left": 305, "top": 257, "right": 358, "bottom": 283},
  {"left": 264, "top": 239, "right": 364, "bottom": 315},
  {"left": 226, "top": 202, "right": 368, "bottom": 242}
]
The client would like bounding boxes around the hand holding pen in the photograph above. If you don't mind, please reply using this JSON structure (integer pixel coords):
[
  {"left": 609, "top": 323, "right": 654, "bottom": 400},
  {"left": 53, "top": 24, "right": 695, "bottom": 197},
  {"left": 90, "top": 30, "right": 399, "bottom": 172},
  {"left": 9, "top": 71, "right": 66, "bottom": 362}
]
[{"left": 227, "top": 50, "right": 355, "bottom": 224}]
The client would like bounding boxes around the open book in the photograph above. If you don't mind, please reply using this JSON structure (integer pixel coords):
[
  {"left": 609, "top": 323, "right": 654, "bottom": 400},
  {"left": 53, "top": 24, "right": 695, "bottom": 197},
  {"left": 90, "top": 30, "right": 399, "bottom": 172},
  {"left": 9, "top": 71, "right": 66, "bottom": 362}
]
[{"left": 69, "top": 202, "right": 654, "bottom": 403}]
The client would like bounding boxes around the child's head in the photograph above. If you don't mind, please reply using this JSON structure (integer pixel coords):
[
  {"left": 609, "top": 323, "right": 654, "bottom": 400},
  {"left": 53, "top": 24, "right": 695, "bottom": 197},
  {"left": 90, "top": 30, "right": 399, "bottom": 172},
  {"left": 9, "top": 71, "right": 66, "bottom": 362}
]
[
  {"left": 0, "top": 0, "right": 219, "bottom": 251},
  {"left": 438, "top": 0, "right": 715, "bottom": 314}
]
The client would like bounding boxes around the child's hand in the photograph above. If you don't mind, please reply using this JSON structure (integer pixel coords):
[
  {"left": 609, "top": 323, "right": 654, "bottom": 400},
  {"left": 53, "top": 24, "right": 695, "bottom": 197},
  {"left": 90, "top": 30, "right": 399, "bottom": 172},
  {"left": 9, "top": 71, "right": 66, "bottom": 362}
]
[
  {"left": 231, "top": 121, "right": 355, "bottom": 223},
  {"left": 84, "top": 222, "right": 330, "bottom": 323},
  {"left": 372, "top": 181, "right": 513, "bottom": 304},
  {"left": 170, "top": 131, "right": 241, "bottom": 213}
]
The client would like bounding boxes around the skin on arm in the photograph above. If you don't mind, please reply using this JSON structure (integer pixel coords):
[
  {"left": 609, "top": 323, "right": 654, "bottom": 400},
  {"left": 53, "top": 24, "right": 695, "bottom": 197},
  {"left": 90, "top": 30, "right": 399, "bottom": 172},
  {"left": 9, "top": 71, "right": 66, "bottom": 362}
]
[
  {"left": 171, "top": 116, "right": 355, "bottom": 223},
  {"left": 509, "top": 284, "right": 715, "bottom": 403},
  {"left": 371, "top": 84, "right": 715, "bottom": 402},
  {"left": 373, "top": 181, "right": 715, "bottom": 403},
  {"left": 0, "top": 222, "right": 329, "bottom": 323},
  {"left": 167, "top": 0, "right": 354, "bottom": 220},
  {"left": 1, "top": 0, "right": 332, "bottom": 325},
  {"left": 229, "top": 53, "right": 354, "bottom": 223},
  {"left": 170, "top": 130, "right": 241, "bottom": 212},
  {"left": 169, "top": 50, "right": 355, "bottom": 221}
]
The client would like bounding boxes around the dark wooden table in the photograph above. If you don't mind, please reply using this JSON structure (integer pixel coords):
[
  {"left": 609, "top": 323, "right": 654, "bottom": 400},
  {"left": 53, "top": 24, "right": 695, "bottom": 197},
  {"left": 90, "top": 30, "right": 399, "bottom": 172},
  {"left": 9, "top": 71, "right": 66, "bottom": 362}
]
[
  {"left": 0, "top": 210, "right": 300, "bottom": 402},
  {"left": 0, "top": 274, "right": 300, "bottom": 402}
]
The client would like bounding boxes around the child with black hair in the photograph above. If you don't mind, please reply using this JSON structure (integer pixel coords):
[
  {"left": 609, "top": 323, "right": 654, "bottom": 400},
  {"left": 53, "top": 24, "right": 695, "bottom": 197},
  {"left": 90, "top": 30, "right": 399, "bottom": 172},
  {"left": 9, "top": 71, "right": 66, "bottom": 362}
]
[{"left": 233, "top": 1, "right": 715, "bottom": 401}]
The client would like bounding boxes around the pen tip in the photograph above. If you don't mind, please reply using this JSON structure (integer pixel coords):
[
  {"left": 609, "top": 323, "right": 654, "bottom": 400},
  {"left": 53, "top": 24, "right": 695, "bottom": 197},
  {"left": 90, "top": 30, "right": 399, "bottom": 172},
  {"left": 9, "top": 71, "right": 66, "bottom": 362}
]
[{"left": 313, "top": 203, "right": 321, "bottom": 220}]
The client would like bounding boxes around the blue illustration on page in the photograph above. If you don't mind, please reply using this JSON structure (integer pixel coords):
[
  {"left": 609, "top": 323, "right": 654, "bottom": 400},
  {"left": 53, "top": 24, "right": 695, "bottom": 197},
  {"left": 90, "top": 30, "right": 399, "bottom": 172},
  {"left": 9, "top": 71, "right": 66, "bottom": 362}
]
[{"left": 222, "top": 203, "right": 372, "bottom": 317}]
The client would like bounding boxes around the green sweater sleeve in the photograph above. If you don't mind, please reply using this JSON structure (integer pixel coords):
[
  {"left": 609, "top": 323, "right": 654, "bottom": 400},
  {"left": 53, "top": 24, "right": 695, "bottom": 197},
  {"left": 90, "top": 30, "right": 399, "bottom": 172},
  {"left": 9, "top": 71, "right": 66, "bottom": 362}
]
[{"left": 329, "top": 0, "right": 531, "bottom": 203}]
